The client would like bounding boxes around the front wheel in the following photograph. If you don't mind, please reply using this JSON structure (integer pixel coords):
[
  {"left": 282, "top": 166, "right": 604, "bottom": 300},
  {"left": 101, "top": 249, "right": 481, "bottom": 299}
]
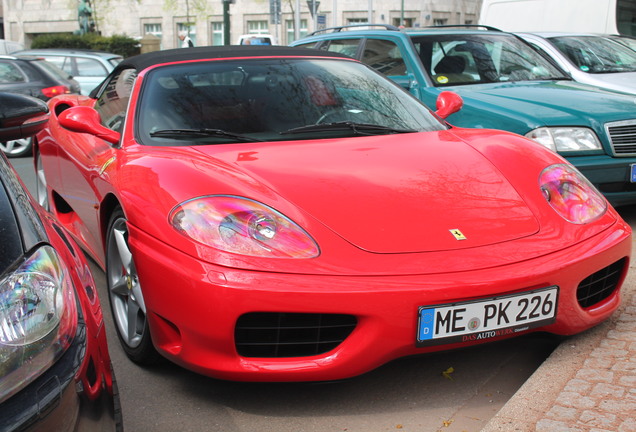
[
  {"left": 0, "top": 137, "right": 33, "bottom": 158},
  {"left": 105, "top": 207, "right": 160, "bottom": 364}
]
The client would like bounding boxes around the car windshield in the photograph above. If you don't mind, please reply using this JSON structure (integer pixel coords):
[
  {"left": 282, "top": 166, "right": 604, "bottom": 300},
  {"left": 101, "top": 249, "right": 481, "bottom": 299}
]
[
  {"left": 549, "top": 36, "right": 636, "bottom": 73},
  {"left": 609, "top": 35, "right": 636, "bottom": 51},
  {"left": 411, "top": 33, "right": 568, "bottom": 86},
  {"left": 136, "top": 58, "right": 444, "bottom": 145}
]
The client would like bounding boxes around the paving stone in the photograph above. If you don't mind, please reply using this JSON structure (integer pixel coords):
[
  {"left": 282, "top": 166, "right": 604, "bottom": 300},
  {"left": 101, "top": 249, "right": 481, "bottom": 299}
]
[
  {"left": 579, "top": 410, "right": 618, "bottom": 429},
  {"left": 598, "top": 398, "right": 636, "bottom": 413},
  {"left": 618, "top": 417, "right": 636, "bottom": 432},
  {"left": 555, "top": 392, "right": 597, "bottom": 410},
  {"left": 563, "top": 379, "right": 593, "bottom": 394},
  {"left": 574, "top": 368, "right": 614, "bottom": 383},
  {"left": 590, "top": 383, "right": 626, "bottom": 399},
  {"left": 545, "top": 405, "right": 579, "bottom": 422}
]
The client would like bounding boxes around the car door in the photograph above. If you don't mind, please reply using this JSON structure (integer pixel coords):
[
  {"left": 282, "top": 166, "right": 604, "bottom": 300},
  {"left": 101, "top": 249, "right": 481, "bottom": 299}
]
[{"left": 56, "top": 68, "right": 135, "bottom": 260}]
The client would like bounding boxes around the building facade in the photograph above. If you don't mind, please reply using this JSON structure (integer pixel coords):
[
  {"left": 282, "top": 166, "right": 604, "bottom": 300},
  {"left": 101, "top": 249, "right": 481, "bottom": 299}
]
[{"left": 2, "top": 0, "right": 481, "bottom": 50}]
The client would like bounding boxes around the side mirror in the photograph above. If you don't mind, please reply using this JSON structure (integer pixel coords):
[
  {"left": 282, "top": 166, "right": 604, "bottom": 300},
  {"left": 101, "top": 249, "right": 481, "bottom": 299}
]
[
  {"left": 435, "top": 91, "right": 463, "bottom": 119},
  {"left": 59, "top": 106, "right": 120, "bottom": 144},
  {"left": 0, "top": 93, "right": 49, "bottom": 141}
]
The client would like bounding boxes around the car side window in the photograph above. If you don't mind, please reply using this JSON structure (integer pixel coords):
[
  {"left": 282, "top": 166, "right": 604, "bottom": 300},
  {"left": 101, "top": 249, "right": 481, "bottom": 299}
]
[
  {"left": 324, "top": 39, "right": 360, "bottom": 58},
  {"left": 362, "top": 39, "right": 408, "bottom": 76},
  {"left": 40, "top": 56, "right": 68, "bottom": 72},
  {"left": 76, "top": 57, "right": 108, "bottom": 77},
  {"left": 0, "top": 61, "right": 26, "bottom": 83},
  {"left": 94, "top": 68, "right": 137, "bottom": 134}
]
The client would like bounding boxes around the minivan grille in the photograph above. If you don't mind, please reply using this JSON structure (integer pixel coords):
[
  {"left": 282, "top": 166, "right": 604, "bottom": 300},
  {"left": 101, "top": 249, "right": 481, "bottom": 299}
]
[
  {"left": 607, "top": 120, "right": 636, "bottom": 155},
  {"left": 235, "top": 312, "right": 357, "bottom": 358},
  {"left": 576, "top": 258, "right": 626, "bottom": 308}
]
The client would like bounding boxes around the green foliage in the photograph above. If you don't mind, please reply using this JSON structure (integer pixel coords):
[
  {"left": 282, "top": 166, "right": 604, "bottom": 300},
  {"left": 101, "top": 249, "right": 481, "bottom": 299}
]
[{"left": 31, "top": 33, "right": 140, "bottom": 58}]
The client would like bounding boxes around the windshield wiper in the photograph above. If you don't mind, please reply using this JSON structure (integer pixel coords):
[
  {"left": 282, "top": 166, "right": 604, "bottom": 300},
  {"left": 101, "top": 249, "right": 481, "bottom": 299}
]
[
  {"left": 150, "top": 128, "right": 263, "bottom": 142},
  {"left": 281, "top": 121, "right": 417, "bottom": 135}
]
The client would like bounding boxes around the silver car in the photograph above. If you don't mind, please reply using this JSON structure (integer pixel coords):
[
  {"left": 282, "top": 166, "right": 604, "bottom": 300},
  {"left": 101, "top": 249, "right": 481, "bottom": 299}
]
[
  {"left": 14, "top": 49, "right": 123, "bottom": 95},
  {"left": 518, "top": 32, "right": 636, "bottom": 95}
]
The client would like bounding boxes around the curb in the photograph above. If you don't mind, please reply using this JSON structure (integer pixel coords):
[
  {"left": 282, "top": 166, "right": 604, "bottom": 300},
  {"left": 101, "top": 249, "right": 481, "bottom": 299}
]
[{"left": 482, "top": 276, "right": 636, "bottom": 432}]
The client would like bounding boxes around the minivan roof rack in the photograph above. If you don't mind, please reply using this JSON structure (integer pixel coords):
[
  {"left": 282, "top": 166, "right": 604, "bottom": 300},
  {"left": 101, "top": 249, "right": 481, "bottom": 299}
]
[
  {"left": 417, "top": 24, "right": 503, "bottom": 32},
  {"left": 308, "top": 24, "right": 400, "bottom": 36}
]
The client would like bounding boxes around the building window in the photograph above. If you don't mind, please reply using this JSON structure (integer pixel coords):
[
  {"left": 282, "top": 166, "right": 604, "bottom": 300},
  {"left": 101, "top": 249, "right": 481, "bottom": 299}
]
[
  {"left": 144, "top": 23, "right": 163, "bottom": 48},
  {"left": 286, "top": 19, "right": 308, "bottom": 44},
  {"left": 247, "top": 20, "right": 269, "bottom": 34},
  {"left": 433, "top": 18, "right": 448, "bottom": 26},
  {"left": 392, "top": 17, "right": 414, "bottom": 27},
  {"left": 212, "top": 22, "right": 224, "bottom": 45},
  {"left": 177, "top": 22, "right": 197, "bottom": 46},
  {"left": 347, "top": 18, "right": 368, "bottom": 24},
  {"left": 144, "top": 23, "right": 162, "bottom": 37}
]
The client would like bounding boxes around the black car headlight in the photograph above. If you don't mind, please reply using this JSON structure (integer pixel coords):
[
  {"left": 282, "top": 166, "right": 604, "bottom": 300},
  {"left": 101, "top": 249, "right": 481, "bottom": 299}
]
[{"left": 0, "top": 245, "right": 78, "bottom": 402}]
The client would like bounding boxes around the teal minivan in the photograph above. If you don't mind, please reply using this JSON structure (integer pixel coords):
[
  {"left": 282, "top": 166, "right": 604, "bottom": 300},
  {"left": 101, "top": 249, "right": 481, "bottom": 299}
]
[{"left": 291, "top": 25, "right": 636, "bottom": 207}]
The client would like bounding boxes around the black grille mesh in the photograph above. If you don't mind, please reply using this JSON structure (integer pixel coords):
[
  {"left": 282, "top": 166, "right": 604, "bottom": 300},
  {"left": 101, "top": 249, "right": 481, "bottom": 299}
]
[
  {"left": 235, "top": 312, "right": 357, "bottom": 358},
  {"left": 577, "top": 258, "right": 626, "bottom": 308}
]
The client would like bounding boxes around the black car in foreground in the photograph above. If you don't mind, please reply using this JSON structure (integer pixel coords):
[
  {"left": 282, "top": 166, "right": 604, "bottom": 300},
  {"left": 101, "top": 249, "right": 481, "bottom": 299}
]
[
  {"left": 0, "top": 56, "right": 80, "bottom": 157},
  {"left": 0, "top": 93, "right": 121, "bottom": 431}
]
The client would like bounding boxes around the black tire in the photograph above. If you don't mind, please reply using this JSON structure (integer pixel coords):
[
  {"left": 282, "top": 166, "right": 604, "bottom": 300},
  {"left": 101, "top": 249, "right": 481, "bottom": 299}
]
[{"left": 105, "top": 207, "right": 160, "bottom": 365}]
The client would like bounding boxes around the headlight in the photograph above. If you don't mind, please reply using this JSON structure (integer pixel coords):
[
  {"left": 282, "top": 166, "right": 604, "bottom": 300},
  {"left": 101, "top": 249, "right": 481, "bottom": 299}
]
[
  {"left": 526, "top": 127, "right": 602, "bottom": 152},
  {"left": 170, "top": 195, "right": 320, "bottom": 258},
  {"left": 0, "top": 246, "right": 77, "bottom": 402},
  {"left": 539, "top": 164, "right": 607, "bottom": 224}
]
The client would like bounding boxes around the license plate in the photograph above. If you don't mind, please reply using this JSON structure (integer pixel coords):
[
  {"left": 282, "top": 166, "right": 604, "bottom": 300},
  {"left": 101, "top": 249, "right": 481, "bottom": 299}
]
[
  {"left": 631, "top": 164, "right": 636, "bottom": 183},
  {"left": 416, "top": 286, "right": 558, "bottom": 347}
]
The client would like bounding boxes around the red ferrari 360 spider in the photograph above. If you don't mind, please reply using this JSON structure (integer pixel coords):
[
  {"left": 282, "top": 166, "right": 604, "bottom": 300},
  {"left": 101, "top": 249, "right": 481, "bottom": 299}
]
[{"left": 35, "top": 46, "right": 631, "bottom": 382}]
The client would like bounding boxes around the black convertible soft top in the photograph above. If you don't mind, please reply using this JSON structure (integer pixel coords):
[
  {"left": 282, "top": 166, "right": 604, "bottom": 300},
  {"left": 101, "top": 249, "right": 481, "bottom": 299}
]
[
  {"left": 116, "top": 45, "right": 351, "bottom": 73},
  {"left": 87, "top": 45, "right": 354, "bottom": 98}
]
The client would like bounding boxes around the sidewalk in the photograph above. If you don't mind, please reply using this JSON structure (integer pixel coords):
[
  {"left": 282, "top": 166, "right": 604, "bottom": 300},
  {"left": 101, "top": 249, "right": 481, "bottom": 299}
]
[{"left": 482, "top": 273, "right": 636, "bottom": 432}]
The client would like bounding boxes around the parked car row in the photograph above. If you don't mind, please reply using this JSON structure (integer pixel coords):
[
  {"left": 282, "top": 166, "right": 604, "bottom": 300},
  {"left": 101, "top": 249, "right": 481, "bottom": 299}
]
[
  {"left": 291, "top": 24, "right": 636, "bottom": 207},
  {"left": 1, "top": 23, "right": 635, "bottom": 397},
  {"left": 14, "top": 49, "right": 123, "bottom": 95}
]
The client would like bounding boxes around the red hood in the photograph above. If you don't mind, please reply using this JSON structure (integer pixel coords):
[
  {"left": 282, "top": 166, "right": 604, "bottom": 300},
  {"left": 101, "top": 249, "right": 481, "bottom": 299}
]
[{"left": 193, "top": 131, "right": 539, "bottom": 253}]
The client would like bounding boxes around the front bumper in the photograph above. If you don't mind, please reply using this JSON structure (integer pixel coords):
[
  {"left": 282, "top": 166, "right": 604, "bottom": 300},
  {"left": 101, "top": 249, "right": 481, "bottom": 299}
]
[{"left": 129, "top": 219, "right": 631, "bottom": 382}]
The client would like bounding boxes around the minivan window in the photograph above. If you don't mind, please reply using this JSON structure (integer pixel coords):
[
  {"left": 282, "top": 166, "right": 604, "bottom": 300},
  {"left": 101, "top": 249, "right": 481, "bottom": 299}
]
[
  {"left": 362, "top": 39, "right": 408, "bottom": 76},
  {"left": 324, "top": 39, "right": 360, "bottom": 58}
]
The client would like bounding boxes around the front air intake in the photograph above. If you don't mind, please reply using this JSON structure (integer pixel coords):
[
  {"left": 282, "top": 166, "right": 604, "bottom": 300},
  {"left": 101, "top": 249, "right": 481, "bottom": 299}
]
[
  {"left": 577, "top": 258, "right": 626, "bottom": 308},
  {"left": 235, "top": 312, "right": 357, "bottom": 358}
]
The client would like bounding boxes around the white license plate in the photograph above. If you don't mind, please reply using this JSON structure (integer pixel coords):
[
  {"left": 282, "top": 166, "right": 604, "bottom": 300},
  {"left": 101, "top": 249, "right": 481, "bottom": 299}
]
[{"left": 416, "top": 286, "right": 558, "bottom": 347}]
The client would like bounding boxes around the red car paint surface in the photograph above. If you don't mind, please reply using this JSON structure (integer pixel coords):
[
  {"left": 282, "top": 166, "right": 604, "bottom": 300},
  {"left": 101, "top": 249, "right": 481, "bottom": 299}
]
[{"left": 35, "top": 46, "right": 631, "bottom": 381}]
